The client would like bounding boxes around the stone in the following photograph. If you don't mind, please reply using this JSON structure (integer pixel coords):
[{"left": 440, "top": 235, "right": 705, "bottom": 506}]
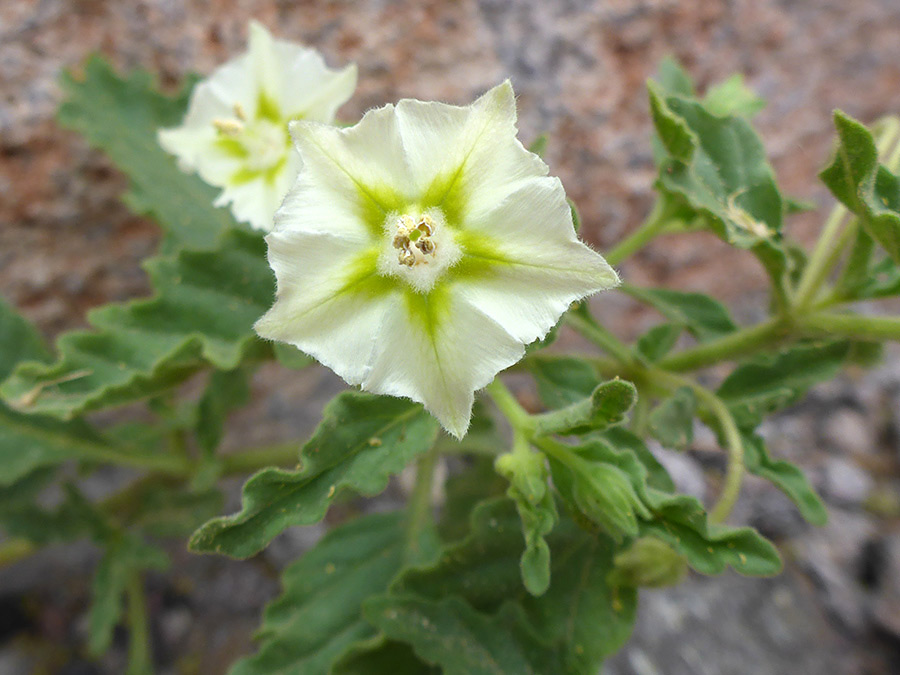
[
  {"left": 822, "top": 408, "right": 878, "bottom": 457},
  {"left": 872, "top": 535, "right": 900, "bottom": 639},
  {"left": 823, "top": 457, "right": 875, "bottom": 507}
]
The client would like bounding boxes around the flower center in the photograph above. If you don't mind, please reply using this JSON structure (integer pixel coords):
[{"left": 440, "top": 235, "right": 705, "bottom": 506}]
[
  {"left": 214, "top": 103, "right": 289, "bottom": 171},
  {"left": 377, "top": 209, "right": 462, "bottom": 294},
  {"left": 392, "top": 214, "right": 438, "bottom": 267}
]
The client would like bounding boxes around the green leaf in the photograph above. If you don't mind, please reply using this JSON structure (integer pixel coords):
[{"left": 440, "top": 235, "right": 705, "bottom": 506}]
[
  {"left": 550, "top": 439, "right": 781, "bottom": 576},
  {"left": 533, "top": 379, "right": 637, "bottom": 436},
  {"left": 703, "top": 74, "right": 766, "bottom": 118},
  {"left": 391, "top": 499, "right": 636, "bottom": 672},
  {"left": 622, "top": 286, "right": 737, "bottom": 342},
  {"left": 230, "top": 512, "right": 419, "bottom": 675},
  {"left": 848, "top": 255, "right": 900, "bottom": 299},
  {"left": 649, "top": 386, "right": 696, "bottom": 450},
  {"left": 196, "top": 367, "right": 251, "bottom": 455},
  {"left": 716, "top": 341, "right": 850, "bottom": 430},
  {"left": 0, "top": 297, "right": 51, "bottom": 381},
  {"left": 741, "top": 432, "right": 827, "bottom": 525},
  {"left": 271, "top": 342, "right": 315, "bottom": 370},
  {"left": 648, "top": 83, "right": 696, "bottom": 162},
  {"left": 639, "top": 489, "right": 782, "bottom": 576},
  {"left": 600, "top": 427, "right": 675, "bottom": 493},
  {"left": 362, "top": 597, "right": 564, "bottom": 675},
  {"left": 648, "top": 83, "right": 788, "bottom": 296},
  {"left": 439, "top": 457, "right": 507, "bottom": 542},
  {"left": 190, "top": 392, "right": 439, "bottom": 558},
  {"left": 1, "top": 230, "right": 271, "bottom": 419},
  {"left": 656, "top": 57, "right": 696, "bottom": 97},
  {"left": 527, "top": 355, "right": 600, "bottom": 409},
  {"left": 333, "top": 637, "right": 439, "bottom": 675},
  {"left": 635, "top": 322, "right": 682, "bottom": 362},
  {"left": 527, "top": 134, "right": 549, "bottom": 158},
  {"left": 59, "top": 55, "right": 236, "bottom": 251},
  {"left": 88, "top": 534, "right": 169, "bottom": 656},
  {"left": 820, "top": 111, "right": 900, "bottom": 263}
]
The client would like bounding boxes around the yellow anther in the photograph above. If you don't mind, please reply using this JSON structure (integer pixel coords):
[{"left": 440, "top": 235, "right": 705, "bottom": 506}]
[{"left": 213, "top": 118, "right": 244, "bottom": 135}]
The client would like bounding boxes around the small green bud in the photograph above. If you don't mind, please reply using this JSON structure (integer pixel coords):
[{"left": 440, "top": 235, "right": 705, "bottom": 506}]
[
  {"left": 609, "top": 536, "right": 688, "bottom": 588},
  {"left": 571, "top": 463, "right": 648, "bottom": 541}
]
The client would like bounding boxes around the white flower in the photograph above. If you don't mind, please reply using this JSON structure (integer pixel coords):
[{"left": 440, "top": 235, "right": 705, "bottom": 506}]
[
  {"left": 158, "top": 20, "right": 357, "bottom": 231},
  {"left": 256, "top": 81, "right": 619, "bottom": 437}
]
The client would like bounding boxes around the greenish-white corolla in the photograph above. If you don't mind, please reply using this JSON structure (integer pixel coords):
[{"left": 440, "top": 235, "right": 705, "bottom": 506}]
[
  {"left": 158, "top": 20, "right": 357, "bottom": 231},
  {"left": 256, "top": 81, "right": 620, "bottom": 437}
]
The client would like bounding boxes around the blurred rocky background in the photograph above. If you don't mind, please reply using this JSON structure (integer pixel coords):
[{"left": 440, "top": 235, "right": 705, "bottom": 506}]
[{"left": 1, "top": 1, "right": 900, "bottom": 673}]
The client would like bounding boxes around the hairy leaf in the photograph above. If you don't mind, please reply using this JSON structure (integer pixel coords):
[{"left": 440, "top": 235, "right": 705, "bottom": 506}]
[
  {"left": 649, "top": 386, "right": 697, "bottom": 450},
  {"left": 363, "top": 597, "right": 564, "bottom": 675},
  {"left": 394, "top": 499, "right": 637, "bottom": 671},
  {"left": 820, "top": 111, "right": 900, "bottom": 263},
  {"left": 622, "top": 286, "right": 737, "bottom": 342},
  {"left": 527, "top": 356, "right": 601, "bottom": 409},
  {"left": 190, "top": 392, "right": 439, "bottom": 558},
  {"left": 230, "top": 512, "right": 426, "bottom": 675},
  {"left": 2, "top": 230, "right": 271, "bottom": 419},
  {"left": 716, "top": 341, "right": 850, "bottom": 430},
  {"left": 742, "top": 433, "right": 827, "bottom": 526},
  {"left": 59, "top": 55, "right": 235, "bottom": 250},
  {"left": 703, "top": 74, "right": 766, "bottom": 118},
  {"left": 635, "top": 322, "right": 683, "bottom": 363}
]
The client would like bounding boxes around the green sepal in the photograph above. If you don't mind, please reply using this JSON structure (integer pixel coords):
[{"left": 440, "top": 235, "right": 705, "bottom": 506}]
[
  {"left": 600, "top": 427, "right": 675, "bottom": 493},
  {"left": 532, "top": 378, "right": 637, "bottom": 436},
  {"left": 649, "top": 386, "right": 697, "bottom": 451},
  {"left": 820, "top": 111, "right": 900, "bottom": 263},
  {"left": 608, "top": 536, "right": 688, "bottom": 588},
  {"left": 58, "top": 55, "right": 236, "bottom": 251},
  {"left": 189, "top": 392, "right": 439, "bottom": 558},
  {"left": 495, "top": 451, "right": 558, "bottom": 595}
]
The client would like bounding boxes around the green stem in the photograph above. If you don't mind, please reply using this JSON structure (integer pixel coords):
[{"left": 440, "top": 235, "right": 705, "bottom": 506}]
[
  {"left": 125, "top": 572, "right": 153, "bottom": 675},
  {"left": 799, "top": 312, "right": 900, "bottom": 341},
  {"left": 604, "top": 198, "right": 676, "bottom": 267},
  {"left": 405, "top": 447, "right": 439, "bottom": 564},
  {"left": 563, "top": 312, "right": 635, "bottom": 365},
  {"left": 792, "top": 202, "right": 849, "bottom": 310},
  {"left": 649, "top": 369, "right": 744, "bottom": 523},
  {"left": 656, "top": 316, "right": 787, "bottom": 372},
  {"left": 484, "top": 378, "right": 535, "bottom": 434}
]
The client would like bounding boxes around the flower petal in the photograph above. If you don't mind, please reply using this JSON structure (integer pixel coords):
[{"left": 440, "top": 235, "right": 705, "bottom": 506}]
[
  {"left": 289, "top": 107, "right": 413, "bottom": 231},
  {"left": 362, "top": 290, "right": 524, "bottom": 438},
  {"left": 394, "top": 81, "right": 547, "bottom": 222},
  {"left": 452, "top": 176, "right": 619, "bottom": 343},
  {"left": 255, "top": 230, "right": 394, "bottom": 384}
]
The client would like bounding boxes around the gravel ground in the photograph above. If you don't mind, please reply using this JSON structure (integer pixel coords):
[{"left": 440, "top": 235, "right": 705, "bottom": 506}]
[{"left": 2, "top": 1, "right": 900, "bottom": 673}]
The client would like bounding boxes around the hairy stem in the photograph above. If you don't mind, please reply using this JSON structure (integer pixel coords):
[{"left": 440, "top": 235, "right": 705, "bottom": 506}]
[
  {"left": 657, "top": 316, "right": 788, "bottom": 372},
  {"left": 799, "top": 312, "right": 900, "bottom": 341},
  {"left": 405, "top": 446, "right": 439, "bottom": 564},
  {"left": 564, "top": 312, "right": 635, "bottom": 365},
  {"left": 650, "top": 369, "right": 744, "bottom": 523},
  {"left": 125, "top": 572, "right": 153, "bottom": 675},
  {"left": 604, "top": 198, "right": 676, "bottom": 267}
]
